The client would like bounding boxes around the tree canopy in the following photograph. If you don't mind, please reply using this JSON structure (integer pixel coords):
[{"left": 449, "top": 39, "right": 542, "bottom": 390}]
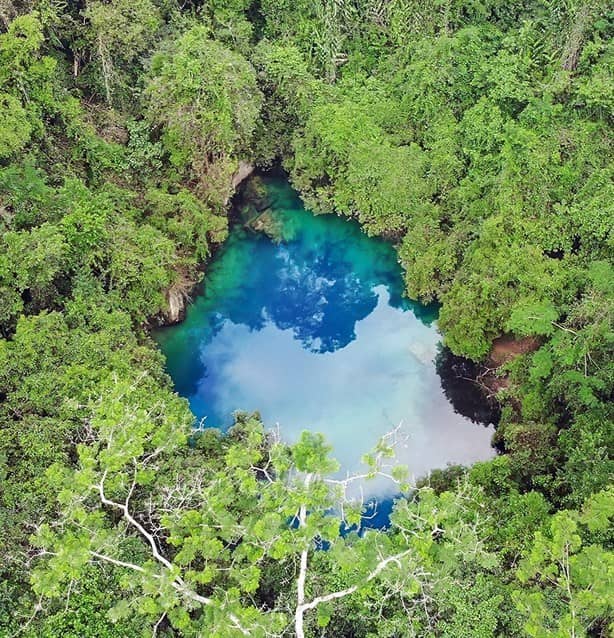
[{"left": 0, "top": 0, "right": 612, "bottom": 636}]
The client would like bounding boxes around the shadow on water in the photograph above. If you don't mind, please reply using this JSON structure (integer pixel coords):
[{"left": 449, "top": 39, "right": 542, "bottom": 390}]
[{"left": 435, "top": 345, "right": 501, "bottom": 427}]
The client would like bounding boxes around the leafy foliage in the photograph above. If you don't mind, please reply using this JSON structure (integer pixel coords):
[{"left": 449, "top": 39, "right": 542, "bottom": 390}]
[{"left": 0, "top": 0, "right": 612, "bottom": 636}]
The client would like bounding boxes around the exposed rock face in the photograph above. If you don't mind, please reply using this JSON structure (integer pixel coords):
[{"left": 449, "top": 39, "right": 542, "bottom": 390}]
[
  {"left": 229, "top": 161, "right": 254, "bottom": 199},
  {"left": 247, "top": 209, "right": 285, "bottom": 242},
  {"left": 487, "top": 335, "right": 541, "bottom": 367},
  {"left": 158, "top": 162, "right": 254, "bottom": 327},
  {"left": 165, "top": 285, "right": 188, "bottom": 325},
  {"left": 473, "top": 334, "right": 542, "bottom": 403},
  {"left": 234, "top": 176, "right": 271, "bottom": 223},
  {"left": 161, "top": 272, "right": 198, "bottom": 326}
]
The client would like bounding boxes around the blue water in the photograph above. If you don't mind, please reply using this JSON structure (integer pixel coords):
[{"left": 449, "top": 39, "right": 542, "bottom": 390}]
[{"left": 154, "top": 176, "right": 495, "bottom": 493}]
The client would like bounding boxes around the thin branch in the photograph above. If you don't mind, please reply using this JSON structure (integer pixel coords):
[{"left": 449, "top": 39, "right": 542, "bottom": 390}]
[
  {"left": 294, "top": 473, "right": 313, "bottom": 638},
  {"left": 152, "top": 612, "right": 166, "bottom": 637},
  {"left": 97, "top": 470, "right": 174, "bottom": 572},
  {"left": 298, "top": 549, "right": 411, "bottom": 614},
  {"left": 94, "top": 472, "right": 251, "bottom": 635}
]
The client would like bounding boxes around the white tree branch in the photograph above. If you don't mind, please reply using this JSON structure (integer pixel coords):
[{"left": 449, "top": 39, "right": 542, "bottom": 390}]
[
  {"left": 94, "top": 472, "right": 251, "bottom": 635},
  {"left": 294, "top": 549, "right": 411, "bottom": 637}
]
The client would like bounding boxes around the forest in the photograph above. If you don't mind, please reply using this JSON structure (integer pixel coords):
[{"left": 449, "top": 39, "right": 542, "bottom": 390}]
[{"left": 0, "top": 0, "right": 612, "bottom": 636}]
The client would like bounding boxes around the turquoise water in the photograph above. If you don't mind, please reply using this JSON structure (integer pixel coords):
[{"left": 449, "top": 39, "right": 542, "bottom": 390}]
[{"left": 154, "top": 176, "right": 495, "bottom": 490}]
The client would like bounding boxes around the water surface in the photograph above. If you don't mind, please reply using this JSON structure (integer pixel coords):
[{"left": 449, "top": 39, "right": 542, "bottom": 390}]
[{"left": 155, "top": 176, "right": 495, "bottom": 490}]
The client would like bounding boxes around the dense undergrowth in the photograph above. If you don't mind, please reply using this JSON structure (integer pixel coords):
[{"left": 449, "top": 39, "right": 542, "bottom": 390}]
[{"left": 0, "top": 1, "right": 612, "bottom": 636}]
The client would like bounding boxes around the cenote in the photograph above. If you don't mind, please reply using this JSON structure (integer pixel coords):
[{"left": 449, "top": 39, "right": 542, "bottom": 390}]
[{"left": 154, "top": 175, "right": 496, "bottom": 494}]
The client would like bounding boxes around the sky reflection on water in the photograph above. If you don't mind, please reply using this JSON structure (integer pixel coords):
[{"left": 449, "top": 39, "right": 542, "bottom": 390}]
[{"left": 154, "top": 176, "right": 495, "bottom": 493}]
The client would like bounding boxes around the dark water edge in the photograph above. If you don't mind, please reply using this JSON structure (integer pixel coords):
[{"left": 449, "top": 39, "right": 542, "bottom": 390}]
[{"left": 435, "top": 347, "right": 502, "bottom": 427}]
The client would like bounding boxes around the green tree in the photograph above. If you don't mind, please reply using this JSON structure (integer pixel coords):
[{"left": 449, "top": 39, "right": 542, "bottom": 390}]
[
  {"left": 83, "top": 0, "right": 162, "bottom": 106},
  {"left": 0, "top": 223, "right": 67, "bottom": 331},
  {"left": 0, "top": 94, "right": 32, "bottom": 158},
  {"left": 513, "top": 490, "right": 614, "bottom": 638},
  {"left": 145, "top": 25, "right": 262, "bottom": 204}
]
